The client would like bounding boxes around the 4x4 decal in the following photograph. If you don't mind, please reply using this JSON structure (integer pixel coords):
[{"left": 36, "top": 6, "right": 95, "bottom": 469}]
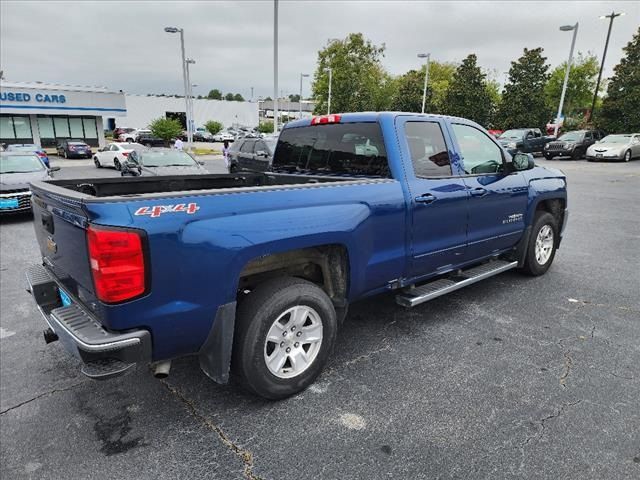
[{"left": 134, "top": 203, "right": 200, "bottom": 218}]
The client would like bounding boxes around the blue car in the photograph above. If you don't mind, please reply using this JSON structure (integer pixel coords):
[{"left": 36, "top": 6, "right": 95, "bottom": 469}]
[{"left": 6, "top": 144, "right": 50, "bottom": 167}]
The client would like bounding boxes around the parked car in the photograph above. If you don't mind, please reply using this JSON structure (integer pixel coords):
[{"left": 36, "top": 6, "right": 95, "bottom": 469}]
[
  {"left": 5, "top": 144, "right": 50, "bottom": 167},
  {"left": 213, "top": 131, "right": 235, "bottom": 142},
  {"left": 26, "top": 112, "right": 568, "bottom": 399},
  {"left": 93, "top": 142, "right": 147, "bottom": 170},
  {"left": 120, "top": 148, "right": 208, "bottom": 176},
  {"left": 136, "top": 133, "right": 166, "bottom": 147},
  {"left": 0, "top": 153, "right": 59, "bottom": 214},
  {"left": 228, "top": 136, "right": 278, "bottom": 173},
  {"left": 543, "top": 130, "right": 603, "bottom": 160},
  {"left": 194, "top": 129, "right": 214, "bottom": 142},
  {"left": 56, "top": 139, "right": 92, "bottom": 159},
  {"left": 497, "top": 128, "right": 554, "bottom": 155},
  {"left": 119, "top": 129, "right": 151, "bottom": 143},
  {"left": 487, "top": 129, "right": 503, "bottom": 138},
  {"left": 113, "top": 127, "right": 135, "bottom": 139},
  {"left": 586, "top": 133, "right": 640, "bottom": 162}
]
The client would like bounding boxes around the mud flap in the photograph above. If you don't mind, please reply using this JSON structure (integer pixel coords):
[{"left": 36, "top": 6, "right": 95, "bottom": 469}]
[{"left": 198, "top": 301, "right": 237, "bottom": 384}]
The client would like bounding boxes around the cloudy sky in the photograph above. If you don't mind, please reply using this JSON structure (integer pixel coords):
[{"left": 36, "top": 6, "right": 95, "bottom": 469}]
[{"left": 1, "top": 1, "right": 638, "bottom": 99}]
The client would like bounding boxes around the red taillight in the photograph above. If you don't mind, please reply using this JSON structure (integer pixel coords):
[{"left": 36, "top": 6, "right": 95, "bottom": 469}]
[
  {"left": 36, "top": 151, "right": 46, "bottom": 157},
  {"left": 122, "top": 152, "right": 129, "bottom": 157},
  {"left": 310, "top": 114, "right": 342, "bottom": 125},
  {"left": 87, "top": 225, "right": 146, "bottom": 303}
]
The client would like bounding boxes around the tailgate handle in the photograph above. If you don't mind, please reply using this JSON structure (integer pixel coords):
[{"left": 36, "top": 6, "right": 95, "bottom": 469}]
[{"left": 41, "top": 212, "right": 54, "bottom": 234}]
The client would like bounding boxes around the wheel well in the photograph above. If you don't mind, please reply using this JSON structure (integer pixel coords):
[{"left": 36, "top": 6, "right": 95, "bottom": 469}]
[
  {"left": 238, "top": 245, "right": 349, "bottom": 302},
  {"left": 536, "top": 198, "right": 565, "bottom": 227}
]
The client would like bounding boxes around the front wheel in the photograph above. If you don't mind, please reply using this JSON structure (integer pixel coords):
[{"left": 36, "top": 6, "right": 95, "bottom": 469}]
[
  {"left": 114, "top": 158, "right": 121, "bottom": 171},
  {"left": 232, "top": 277, "right": 338, "bottom": 399},
  {"left": 94, "top": 156, "right": 101, "bottom": 168},
  {"left": 522, "top": 211, "right": 558, "bottom": 276},
  {"left": 624, "top": 150, "right": 631, "bottom": 162},
  {"left": 544, "top": 153, "right": 554, "bottom": 160}
]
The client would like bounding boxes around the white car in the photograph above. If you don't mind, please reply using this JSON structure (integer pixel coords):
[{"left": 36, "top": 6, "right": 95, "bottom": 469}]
[
  {"left": 93, "top": 142, "right": 147, "bottom": 170},
  {"left": 213, "top": 131, "right": 235, "bottom": 142},
  {"left": 586, "top": 133, "right": 640, "bottom": 162},
  {"left": 119, "top": 129, "right": 151, "bottom": 143}
]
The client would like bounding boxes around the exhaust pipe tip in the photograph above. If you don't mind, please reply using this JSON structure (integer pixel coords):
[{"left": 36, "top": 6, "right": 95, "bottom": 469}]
[{"left": 153, "top": 360, "right": 171, "bottom": 379}]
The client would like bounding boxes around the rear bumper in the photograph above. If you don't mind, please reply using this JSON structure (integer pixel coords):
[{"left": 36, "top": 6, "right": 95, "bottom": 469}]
[{"left": 26, "top": 264, "right": 151, "bottom": 379}]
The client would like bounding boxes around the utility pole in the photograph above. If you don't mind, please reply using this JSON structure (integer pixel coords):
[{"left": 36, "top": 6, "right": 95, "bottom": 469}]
[
  {"left": 588, "top": 11, "right": 625, "bottom": 122},
  {"left": 273, "top": 0, "right": 279, "bottom": 133},
  {"left": 417, "top": 53, "right": 430, "bottom": 114},
  {"left": 554, "top": 23, "right": 578, "bottom": 137}
]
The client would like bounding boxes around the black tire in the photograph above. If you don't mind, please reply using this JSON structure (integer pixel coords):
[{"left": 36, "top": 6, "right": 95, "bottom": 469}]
[
  {"left": 94, "top": 156, "right": 101, "bottom": 168},
  {"left": 127, "top": 138, "right": 133, "bottom": 143},
  {"left": 232, "top": 277, "right": 337, "bottom": 400},
  {"left": 571, "top": 148, "right": 582, "bottom": 160},
  {"left": 522, "top": 211, "right": 558, "bottom": 276},
  {"left": 623, "top": 150, "right": 631, "bottom": 162},
  {"left": 114, "top": 158, "right": 121, "bottom": 171},
  {"left": 229, "top": 164, "right": 238, "bottom": 173},
  {"left": 544, "top": 153, "right": 554, "bottom": 160}
]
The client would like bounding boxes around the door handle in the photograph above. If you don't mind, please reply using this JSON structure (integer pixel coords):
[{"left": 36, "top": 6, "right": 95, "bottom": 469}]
[
  {"left": 415, "top": 193, "right": 437, "bottom": 204},
  {"left": 470, "top": 187, "right": 488, "bottom": 197}
]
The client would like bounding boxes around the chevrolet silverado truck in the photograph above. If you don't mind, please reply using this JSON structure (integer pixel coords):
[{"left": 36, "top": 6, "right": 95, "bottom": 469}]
[
  {"left": 497, "top": 128, "right": 555, "bottom": 156},
  {"left": 26, "top": 112, "right": 568, "bottom": 399}
]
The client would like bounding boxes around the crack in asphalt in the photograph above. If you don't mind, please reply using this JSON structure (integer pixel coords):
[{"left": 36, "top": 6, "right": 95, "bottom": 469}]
[
  {"left": 0, "top": 381, "right": 86, "bottom": 415},
  {"left": 159, "top": 379, "right": 262, "bottom": 480},
  {"left": 559, "top": 350, "right": 573, "bottom": 388}
]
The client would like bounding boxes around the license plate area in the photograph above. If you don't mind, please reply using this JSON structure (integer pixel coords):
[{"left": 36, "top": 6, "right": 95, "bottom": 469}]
[
  {"left": 59, "top": 288, "right": 72, "bottom": 307},
  {"left": 0, "top": 198, "right": 19, "bottom": 209}
]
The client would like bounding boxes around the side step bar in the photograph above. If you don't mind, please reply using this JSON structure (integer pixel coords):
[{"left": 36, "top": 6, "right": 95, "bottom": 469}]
[{"left": 396, "top": 260, "right": 518, "bottom": 308}]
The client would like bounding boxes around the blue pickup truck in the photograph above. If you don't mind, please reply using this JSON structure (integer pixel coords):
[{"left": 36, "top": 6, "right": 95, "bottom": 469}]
[{"left": 26, "top": 112, "right": 568, "bottom": 399}]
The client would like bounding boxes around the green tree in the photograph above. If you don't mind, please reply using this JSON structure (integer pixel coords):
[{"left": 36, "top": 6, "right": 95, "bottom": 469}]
[
  {"left": 233, "top": 93, "right": 245, "bottom": 102},
  {"left": 485, "top": 77, "right": 502, "bottom": 127},
  {"left": 390, "top": 61, "right": 456, "bottom": 113},
  {"left": 311, "top": 33, "right": 387, "bottom": 113},
  {"left": 288, "top": 94, "right": 301, "bottom": 102},
  {"left": 443, "top": 54, "right": 493, "bottom": 126},
  {"left": 264, "top": 96, "right": 273, "bottom": 101},
  {"left": 498, "top": 47, "right": 551, "bottom": 130},
  {"left": 204, "top": 120, "right": 223, "bottom": 135},
  {"left": 597, "top": 27, "right": 640, "bottom": 132},
  {"left": 257, "top": 121, "right": 274, "bottom": 133},
  {"left": 149, "top": 117, "right": 183, "bottom": 146},
  {"left": 544, "top": 53, "right": 599, "bottom": 118},
  {"left": 224, "top": 93, "right": 235, "bottom": 101},
  {"left": 208, "top": 89, "right": 222, "bottom": 100}
]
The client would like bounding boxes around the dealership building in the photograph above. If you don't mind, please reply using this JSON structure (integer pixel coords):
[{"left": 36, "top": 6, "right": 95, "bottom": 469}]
[{"left": 0, "top": 80, "right": 126, "bottom": 148}]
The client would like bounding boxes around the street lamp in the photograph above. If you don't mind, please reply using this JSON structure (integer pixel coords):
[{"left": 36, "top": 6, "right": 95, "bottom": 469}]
[
  {"left": 299, "top": 73, "right": 309, "bottom": 116},
  {"left": 325, "top": 68, "right": 332, "bottom": 115},
  {"left": 164, "top": 26, "right": 192, "bottom": 146},
  {"left": 417, "top": 53, "right": 430, "bottom": 114},
  {"left": 273, "top": 0, "right": 279, "bottom": 134},
  {"left": 554, "top": 23, "right": 579, "bottom": 137},
  {"left": 589, "top": 11, "right": 625, "bottom": 122},
  {"left": 186, "top": 58, "right": 196, "bottom": 143}
]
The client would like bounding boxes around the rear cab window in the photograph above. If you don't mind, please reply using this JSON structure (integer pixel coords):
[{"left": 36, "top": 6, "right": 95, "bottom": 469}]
[
  {"left": 405, "top": 122, "right": 452, "bottom": 178},
  {"left": 273, "top": 122, "right": 390, "bottom": 177}
]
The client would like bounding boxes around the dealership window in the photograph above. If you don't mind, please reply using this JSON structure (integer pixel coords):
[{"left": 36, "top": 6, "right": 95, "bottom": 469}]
[
  {"left": 0, "top": 116, "right": 15, "bottom": 139},
  {"left": 82, "top": 118, "right": 97, "bottom": 138},
  {"left": 53, "top": 117, "right": 70, "bottom": 137},
  {"left": 12, "top": 117, "right": 32, "bottom": 138},
  {"left": 38, "top": 117, "right": 55, "bottom": 139},
  {"left": 69, "top": 117, "right": 84, "bottom": 138}
]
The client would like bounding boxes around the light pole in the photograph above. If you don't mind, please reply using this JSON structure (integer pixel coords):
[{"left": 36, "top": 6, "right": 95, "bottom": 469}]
[
  {"left": 186, "top": 59, "right": 196, "bottom": 143},
  {"left": 588, "top": 11, "right": 625, "bottom": 122},
  {"left": 299, "top": 73, "right": 309, "bottom": 116},
  {"left": 325, "top": 68, "right": 332, "bottom": 115},
  {"left": 554, "top": 23, "right": 578, "bottom": 137},
  {"left": 164, "top": 26, "right": 192, "bottom": 146},
  {"left": 417, "top": 53, "right": 430, "bottom": 114},
  {"left": 273, "top": 0, "right": 279, "bottom": 133}
]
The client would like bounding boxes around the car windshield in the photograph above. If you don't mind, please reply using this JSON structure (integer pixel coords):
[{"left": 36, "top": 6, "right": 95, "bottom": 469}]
[
  {"left": 140, "top": 150, "right": 197, "bottom": 167},
  {"left": 559, "top": 132, "right": 583, "bottom": 141},
  {"left": 125, "top": 143, "right": 147, "bottom": 152},
  {"left": 7, "top": 145, "right": 39, "bottom": 152},
  {"left": 499, "top": 130, "right": 525, "bottom": 139},
  {"left": 601, "top": 135, "right": 630, "bottom": 144},
  {"left": 0, "top": 155, "right": 45, "bottom": 173}
]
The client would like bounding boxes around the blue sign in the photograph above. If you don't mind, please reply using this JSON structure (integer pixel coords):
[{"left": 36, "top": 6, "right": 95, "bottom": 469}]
[{"left": 0, "top": 91, "right": 66, "bottom": 104}]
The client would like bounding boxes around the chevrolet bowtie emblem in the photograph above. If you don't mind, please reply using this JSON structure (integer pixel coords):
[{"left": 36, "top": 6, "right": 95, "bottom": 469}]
[{"left": 46, "top": 236, "right": 57, "bottom": 254}]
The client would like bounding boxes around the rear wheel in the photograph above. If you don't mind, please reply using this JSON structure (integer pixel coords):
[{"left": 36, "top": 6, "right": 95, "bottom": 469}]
[
  {"left": 571, "top": 148, "right": 582, "bottom": 160},
  {"left": 114, "top": 158, "right": 121, "bottom": 171},
  {"left": 624, "top": 150, "right": 631, "bottom": 162},
  {"left": 522, "top": 211, "right": 558, "bottom": 276},
  {"left": 544, "top": 153, "right": 554, "bottom": 160},
  {"left": 94, "top": 156, "right": 101, "bottom": 168},
  {"left": 232, "top": 277, "right": 337, "bottom": 399}
]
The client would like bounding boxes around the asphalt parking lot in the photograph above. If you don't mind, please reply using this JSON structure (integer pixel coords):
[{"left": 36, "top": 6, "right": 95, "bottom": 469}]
[{"left": 1, "top": 157, "right": 639, "bottom": 479}]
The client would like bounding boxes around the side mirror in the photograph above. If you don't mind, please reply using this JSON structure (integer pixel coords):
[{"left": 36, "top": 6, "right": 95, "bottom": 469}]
[
  {"left": 198, "top": 161, "right": 205, "bottom": 165},
  {"left": 48, "top": 167, "right": 61, "bottom": 173},
  {"left": 511, "top": 152, "right": 535, "bottom": 171}
]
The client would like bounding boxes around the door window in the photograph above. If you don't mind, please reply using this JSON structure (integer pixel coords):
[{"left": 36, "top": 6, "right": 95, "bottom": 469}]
[
  {"left": 452, "top": 124, "right": 504, "bottom": 175},
  {"left": 585, "top": 132, "right": 592, "bottom": 140},
  {"left": 405, "top": 122, "right": 452, "bottom": 177}
]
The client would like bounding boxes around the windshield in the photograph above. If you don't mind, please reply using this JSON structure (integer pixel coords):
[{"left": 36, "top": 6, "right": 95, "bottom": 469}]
[
  {"left": 601, "top": 135, "right": 630, "bottom": 144},
  {"left": 0, "top": 155, "right": 45, "bottom": 173},
  {"left": 559, "top": 132, "right": 584, "bottom": 142},
  {"left": 125, "top": 143, "right": 147, "bottom": 152},
  {"left": 139, "top": 150, "right": 197, "bottom": 167},
  {"left": 498, "top": 130, "right": 525, "bottom": 139}
]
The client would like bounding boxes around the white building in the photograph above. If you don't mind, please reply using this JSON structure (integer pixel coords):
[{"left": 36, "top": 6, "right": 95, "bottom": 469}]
[
  {"left": 112, "top": 95, "right": 259, "bottom": 131},
  {"left": 0, "top": 81, "right": 126, "bottom": 148}
]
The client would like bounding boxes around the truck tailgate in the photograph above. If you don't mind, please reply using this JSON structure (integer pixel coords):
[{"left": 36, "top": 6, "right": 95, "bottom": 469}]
[{"left": 30, "top": 185, "right": 96, "bottom": 307}]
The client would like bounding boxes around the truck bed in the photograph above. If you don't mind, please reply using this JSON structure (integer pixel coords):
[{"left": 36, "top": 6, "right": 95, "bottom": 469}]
[{"left": 38, "top": 172, "right": 372, "bottom": 199}]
